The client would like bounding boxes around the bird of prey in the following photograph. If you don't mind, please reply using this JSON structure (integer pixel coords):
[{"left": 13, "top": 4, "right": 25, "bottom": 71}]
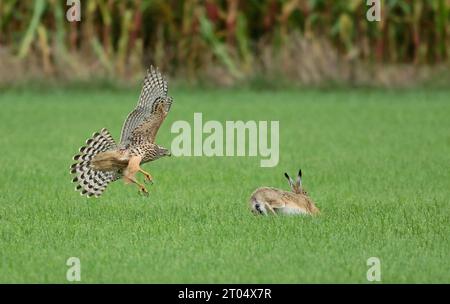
[{"left": 70, "top": 67, "right": 173, "bottom": 197}]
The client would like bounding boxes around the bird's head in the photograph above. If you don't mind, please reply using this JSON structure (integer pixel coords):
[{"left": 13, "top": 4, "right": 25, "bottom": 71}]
[{"left": 156, "top": 145, "right": 171, "bottom": 158}]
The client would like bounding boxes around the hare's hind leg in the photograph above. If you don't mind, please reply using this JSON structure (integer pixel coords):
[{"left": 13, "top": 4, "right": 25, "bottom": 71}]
[{"left": 264, "top": 202, "right": 277, "bottom": 215}]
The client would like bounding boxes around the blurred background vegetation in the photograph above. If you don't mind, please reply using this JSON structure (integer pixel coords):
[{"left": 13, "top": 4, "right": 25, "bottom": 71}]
[{"left": 0, "top": 0, "right": 449, "bottom": 88}]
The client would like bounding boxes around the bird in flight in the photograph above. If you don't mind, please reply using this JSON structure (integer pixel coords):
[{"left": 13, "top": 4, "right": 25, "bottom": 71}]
[{"left": 70, "top": 66, "right": 173, "bottom": 197}]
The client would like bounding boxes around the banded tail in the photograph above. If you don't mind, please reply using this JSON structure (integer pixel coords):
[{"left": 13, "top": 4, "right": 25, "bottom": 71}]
[{"left": 70, "top": 128, "right": 119, "bottom": 197}]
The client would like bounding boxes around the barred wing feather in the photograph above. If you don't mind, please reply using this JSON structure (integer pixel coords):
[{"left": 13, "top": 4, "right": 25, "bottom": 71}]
[{"left": 119, "top": 66, "right": 169, "bottom": 147}]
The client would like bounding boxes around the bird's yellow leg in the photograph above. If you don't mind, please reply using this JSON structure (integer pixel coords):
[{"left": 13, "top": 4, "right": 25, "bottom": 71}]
[
  {"left": 139, "top": 168, "right": 153, "bottom": 184},
  {"left": 123, "top": 156, "right": 148, "bottom": 195},
  {"left": 123, "top": 175, "right": 149, "bottom": 196}
]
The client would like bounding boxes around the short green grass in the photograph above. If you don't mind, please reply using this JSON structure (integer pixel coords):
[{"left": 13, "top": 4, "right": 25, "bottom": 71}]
[{"left": 0, "top": 88, "right": 449, "bottom": 283}]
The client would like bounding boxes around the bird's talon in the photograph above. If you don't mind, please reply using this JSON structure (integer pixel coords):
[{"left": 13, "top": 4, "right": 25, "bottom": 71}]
[
  {"left": 138, "top": 187, "right": 149, "bottom": 196},
  {"left": 144, "top": 174, "right": 153, "bottom": 185}
]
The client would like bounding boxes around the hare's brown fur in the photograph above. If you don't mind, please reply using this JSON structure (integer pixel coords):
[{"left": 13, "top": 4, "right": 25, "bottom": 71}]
[{"left": 249, "top": 170, "right": 319, "bottom": 216}]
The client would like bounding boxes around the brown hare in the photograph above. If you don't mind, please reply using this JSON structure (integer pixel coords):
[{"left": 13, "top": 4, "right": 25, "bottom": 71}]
[{"left": 249, "top": 170, "right": 319, "bottom": 216}]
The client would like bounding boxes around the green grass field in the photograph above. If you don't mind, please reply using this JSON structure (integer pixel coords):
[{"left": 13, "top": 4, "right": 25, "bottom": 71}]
[{"left": 0, "top": 88, "right": 449, "bottom": 283}]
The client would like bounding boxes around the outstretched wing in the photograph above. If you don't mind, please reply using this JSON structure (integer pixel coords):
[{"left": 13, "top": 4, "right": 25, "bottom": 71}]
[
  {"left": 130, "top": 96, "right": 173, "bottom": 144},
  {"left": 119, "top": 66, "right": 170, "bottom": 147}
]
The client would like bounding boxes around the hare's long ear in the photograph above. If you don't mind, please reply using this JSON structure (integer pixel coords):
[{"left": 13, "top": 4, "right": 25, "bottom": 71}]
[
  {"left": 284, "top": 172, "right": 295, "bottom": 191},
  {"left": 296, "top": 169, "right": 303, "bottom": 191}
]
